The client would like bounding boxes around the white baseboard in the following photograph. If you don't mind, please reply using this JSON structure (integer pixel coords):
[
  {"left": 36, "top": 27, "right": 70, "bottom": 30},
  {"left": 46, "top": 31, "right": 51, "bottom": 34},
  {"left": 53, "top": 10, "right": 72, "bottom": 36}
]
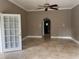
[
  {"left": 22, "top": 36, "right": 42, "bottom": 41},
  {"left": 22, "top": 36, "right": 28, "bottom": 41},
  {"left": 23, "top": 36, "right": 73, "bottom": 40},
  {"left": 51, "top": 36, "right": 73, "bottom": 39},
  {"left": 22, "top": 35, "right": 79, "bottom": 45},
  {"left": 71, "top": 37, "right": 79, "bottom": 44},
  {"left": 26, "top": 36, "right": 42, "bottom": 38}
]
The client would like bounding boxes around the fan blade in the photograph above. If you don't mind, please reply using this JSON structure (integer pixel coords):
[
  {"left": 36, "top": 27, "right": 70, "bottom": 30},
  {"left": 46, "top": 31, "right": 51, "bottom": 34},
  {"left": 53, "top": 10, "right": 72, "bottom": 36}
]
[
  {"left": 49, "top": 4, "right": 58, "bottom": 7},
  {"left": 50, "top": 7, "right": 58, "bottom": 10}
]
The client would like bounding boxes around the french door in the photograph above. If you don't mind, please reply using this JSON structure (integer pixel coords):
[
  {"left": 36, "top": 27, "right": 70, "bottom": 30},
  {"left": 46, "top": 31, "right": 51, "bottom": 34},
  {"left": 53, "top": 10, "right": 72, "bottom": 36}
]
[{"left": 1, "top": 14, "right": 22, "bottom": 52}]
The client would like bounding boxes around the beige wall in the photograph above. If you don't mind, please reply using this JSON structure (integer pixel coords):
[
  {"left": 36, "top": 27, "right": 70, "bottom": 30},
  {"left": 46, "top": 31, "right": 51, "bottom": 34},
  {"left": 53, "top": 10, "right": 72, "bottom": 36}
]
[
  {"left": 26, "top": 10, "right": 72, "bottom": 37},
  {"left": 0, "top": 0, "right": 28, "bottom": 38},
  {"left": 71, "top": 5, "right": 79, "bottom": 41},
  {"left": 0, "top": 0, "right": 72, "bottom": 38}
]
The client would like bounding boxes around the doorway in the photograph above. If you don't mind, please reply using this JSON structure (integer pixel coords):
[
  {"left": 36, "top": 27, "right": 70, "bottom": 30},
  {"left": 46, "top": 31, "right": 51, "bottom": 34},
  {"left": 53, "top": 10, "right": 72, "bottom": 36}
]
[{"left": 43, "top": 18, "right": 51, "bottom": 39}]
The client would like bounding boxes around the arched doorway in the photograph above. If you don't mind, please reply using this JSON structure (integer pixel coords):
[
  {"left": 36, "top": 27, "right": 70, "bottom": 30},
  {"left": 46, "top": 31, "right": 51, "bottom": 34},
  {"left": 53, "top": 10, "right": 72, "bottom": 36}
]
[{"left": 42, "top": 18, "right": 51, "bottom": 39}]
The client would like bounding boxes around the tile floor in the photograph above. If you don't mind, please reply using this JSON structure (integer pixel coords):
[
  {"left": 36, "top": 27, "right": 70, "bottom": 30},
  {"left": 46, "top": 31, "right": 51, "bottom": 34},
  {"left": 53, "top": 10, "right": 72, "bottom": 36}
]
[{"left": 0, "top": 38, "right": 79, "bottom": 59}]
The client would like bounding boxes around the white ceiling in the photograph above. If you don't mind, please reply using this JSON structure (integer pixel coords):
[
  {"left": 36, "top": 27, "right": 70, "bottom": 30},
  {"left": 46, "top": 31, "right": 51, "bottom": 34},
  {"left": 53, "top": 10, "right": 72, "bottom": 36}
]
[{"left": 8, "top": 0, "right": 79, "bottom": 12}]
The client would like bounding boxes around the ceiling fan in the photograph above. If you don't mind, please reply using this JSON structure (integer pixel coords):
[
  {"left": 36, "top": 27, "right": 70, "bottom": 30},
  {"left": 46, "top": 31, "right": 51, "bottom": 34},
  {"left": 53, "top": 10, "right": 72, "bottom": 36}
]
[{"left": 37, "top": 0, "right": 58, "bottom": 11}]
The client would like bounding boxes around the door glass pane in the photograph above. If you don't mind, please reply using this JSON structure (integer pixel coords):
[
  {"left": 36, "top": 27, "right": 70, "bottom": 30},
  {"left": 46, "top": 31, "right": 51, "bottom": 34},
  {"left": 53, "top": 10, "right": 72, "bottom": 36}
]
[
  {"left": 9, "top": 16, "right": 15, "bottom": 48},
  {"left": 3, "top": 15, "right": 21, "bottom": 51},
  {"left": 10, "top": 36, "right": 15, "bottom": 48},
  {"left": 4, "top": 16, "right": 10, "bottom": 49},
  {"left": 15, "top": 36, "right": 19, "bottom": 47}
]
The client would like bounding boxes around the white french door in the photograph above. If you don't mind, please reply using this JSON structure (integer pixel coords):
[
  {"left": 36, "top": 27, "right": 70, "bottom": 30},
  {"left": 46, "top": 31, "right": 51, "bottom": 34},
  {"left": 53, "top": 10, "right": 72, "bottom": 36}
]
[{"left": 1, "top": 14, "right": 22, "bottom": 52}]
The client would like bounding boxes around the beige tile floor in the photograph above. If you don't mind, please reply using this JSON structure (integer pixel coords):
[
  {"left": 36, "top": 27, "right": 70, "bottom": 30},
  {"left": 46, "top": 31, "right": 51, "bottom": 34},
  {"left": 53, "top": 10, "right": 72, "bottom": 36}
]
[{"left": 0, "top": 38, "right": 79, "bottom": 59}]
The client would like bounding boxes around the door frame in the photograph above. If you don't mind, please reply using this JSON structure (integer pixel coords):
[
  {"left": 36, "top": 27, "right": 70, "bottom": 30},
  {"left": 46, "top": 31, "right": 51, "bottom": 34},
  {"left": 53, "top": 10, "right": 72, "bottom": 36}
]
[{"left": 42, "top": 18, "right": 51, "bottom": 37}]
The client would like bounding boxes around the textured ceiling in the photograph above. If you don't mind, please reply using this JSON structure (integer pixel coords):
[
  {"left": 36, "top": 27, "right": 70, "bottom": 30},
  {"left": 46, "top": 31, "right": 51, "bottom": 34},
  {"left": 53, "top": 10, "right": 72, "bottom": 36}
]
[{"left": 8, "top": 0, "right": 79, "bottom": 11}]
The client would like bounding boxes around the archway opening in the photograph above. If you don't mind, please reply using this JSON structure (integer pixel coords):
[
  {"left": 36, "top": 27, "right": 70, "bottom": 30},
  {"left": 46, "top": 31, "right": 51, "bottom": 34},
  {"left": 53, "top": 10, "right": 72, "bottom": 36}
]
[{"left": 43, "top": 18, "right": 51, "bottom": 39}]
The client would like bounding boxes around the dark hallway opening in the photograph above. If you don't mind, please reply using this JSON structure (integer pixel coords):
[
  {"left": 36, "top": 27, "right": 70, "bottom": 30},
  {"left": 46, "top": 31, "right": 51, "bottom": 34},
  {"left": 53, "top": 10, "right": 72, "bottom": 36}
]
[{"left": 43, "top": 18, "right": 51, "bottom": 39}]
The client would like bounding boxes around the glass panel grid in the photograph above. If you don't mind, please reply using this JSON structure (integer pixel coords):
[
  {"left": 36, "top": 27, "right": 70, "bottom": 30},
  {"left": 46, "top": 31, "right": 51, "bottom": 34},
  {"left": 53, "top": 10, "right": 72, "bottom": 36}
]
[{"left": 3, "top": 15, "right": 20, "bottom": 50}]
